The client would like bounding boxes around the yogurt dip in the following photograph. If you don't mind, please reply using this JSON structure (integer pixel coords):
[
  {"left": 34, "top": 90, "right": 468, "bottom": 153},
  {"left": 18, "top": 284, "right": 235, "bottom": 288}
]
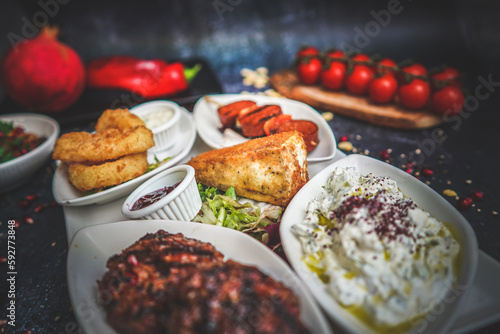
[
  {"left": 292, "top": 166, "right": 460, "bottom": 331},
  {"left": 139, "top": 108, "right": 175, "bottom": 130}
]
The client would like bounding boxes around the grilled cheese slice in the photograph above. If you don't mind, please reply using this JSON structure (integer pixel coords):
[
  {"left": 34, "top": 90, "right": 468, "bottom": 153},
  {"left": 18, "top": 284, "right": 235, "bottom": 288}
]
[{"left": 186, "top": 131, "right": 308, "bottom": 207}]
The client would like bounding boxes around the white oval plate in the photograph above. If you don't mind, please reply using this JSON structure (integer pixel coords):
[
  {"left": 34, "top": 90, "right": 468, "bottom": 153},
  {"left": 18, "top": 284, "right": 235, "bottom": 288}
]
[
  {"left": 67, "top": 220, "right": 332, "bottom": 334},
  {"left": 280, "top": 154, "right": 479, "bottom": 334},
  {"left": 193, "top": 94, "right": 336, "bottom": 162},
  {"left": 52, "top": 108, "right": 196, "bottom": 206}
]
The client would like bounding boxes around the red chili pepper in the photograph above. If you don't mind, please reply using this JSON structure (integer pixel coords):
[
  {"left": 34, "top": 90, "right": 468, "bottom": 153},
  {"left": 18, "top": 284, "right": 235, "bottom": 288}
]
[{"left": 86, "top": 56, "right": 201, "bottom": 98}]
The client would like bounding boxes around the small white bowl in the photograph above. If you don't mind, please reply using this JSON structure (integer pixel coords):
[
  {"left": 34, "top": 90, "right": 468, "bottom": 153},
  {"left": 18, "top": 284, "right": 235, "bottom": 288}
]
[
  {"left": 130, "top": 100, "right": 181, "bottom": 151},
  {"left": 121, "top": 165, "right": 202, "bottom": 221},
  {"left": 0, "top": 113, "right": 60, "bottom": 193}
]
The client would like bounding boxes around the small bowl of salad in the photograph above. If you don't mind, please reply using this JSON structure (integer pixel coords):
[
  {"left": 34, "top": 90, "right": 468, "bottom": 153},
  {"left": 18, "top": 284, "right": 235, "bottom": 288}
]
[{"left": 0, "top": 113, "right": 60, "bottom": 192}]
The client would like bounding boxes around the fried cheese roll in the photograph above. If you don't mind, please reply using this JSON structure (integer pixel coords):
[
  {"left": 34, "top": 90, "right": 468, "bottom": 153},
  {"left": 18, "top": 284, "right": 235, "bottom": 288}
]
[{"left": 67, "top": 152, "right": 148, "bottom": 192}]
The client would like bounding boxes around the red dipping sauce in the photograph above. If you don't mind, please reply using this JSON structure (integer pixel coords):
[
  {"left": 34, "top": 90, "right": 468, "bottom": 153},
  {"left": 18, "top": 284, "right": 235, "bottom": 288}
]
[{"left": 130, "top": 182, "right": 181, "bottom": 211}]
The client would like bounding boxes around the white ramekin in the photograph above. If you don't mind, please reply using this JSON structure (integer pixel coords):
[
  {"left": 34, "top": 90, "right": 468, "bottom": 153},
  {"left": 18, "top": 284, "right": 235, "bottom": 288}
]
[
  {"left": 121, "top": 165, "right": 201, "bottom": 221},
  {"left": 130, "top": 100, "right": 182, "bottom": 152}
]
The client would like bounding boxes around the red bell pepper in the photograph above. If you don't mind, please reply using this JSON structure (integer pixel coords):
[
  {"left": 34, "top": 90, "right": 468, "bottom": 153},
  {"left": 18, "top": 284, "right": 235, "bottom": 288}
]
[{"left": 86, "top": 56, "right": 201, "bottom": 98}]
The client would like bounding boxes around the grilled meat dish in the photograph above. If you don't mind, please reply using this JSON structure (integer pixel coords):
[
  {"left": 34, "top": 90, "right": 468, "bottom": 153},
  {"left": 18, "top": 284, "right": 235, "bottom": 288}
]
[
  {"left": 160, "top": 260, "right": 309, "bottom": 334},
  {"left": 98, "top": 230, "right": 310, "bottom": 334},
  {"left": 217, "top": 100, "right": 257, "bottom": 128},
  {"left": 237, "top": 104, "right": 283, "bottom": 137}
]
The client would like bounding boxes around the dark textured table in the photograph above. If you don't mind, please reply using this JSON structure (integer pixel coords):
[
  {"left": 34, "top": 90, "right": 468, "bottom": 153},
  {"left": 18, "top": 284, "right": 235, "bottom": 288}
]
[{"left": 1, "top": 0, "right": 500, "bottom": 333}]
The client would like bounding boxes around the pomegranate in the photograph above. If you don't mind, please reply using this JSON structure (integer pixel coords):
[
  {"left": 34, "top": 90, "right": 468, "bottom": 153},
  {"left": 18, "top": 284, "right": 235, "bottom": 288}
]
[{"left": 1, "top": 26, "right": 85, "bottom": 113}]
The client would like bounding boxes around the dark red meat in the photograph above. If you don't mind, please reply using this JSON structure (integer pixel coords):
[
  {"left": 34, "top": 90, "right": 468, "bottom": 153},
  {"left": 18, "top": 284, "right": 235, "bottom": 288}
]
[{"left": 98, "top": 230, "right": 309, "bottom": 334}]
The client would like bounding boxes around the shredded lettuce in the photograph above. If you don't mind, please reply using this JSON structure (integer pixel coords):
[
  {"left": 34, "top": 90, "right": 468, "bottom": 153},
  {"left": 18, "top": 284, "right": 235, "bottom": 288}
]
[{"left": 193, "top": 184, "right": 283, "bottom": 246}]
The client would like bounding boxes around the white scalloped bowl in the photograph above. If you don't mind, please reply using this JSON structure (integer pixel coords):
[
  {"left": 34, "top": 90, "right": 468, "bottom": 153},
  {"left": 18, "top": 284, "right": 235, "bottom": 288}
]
[
  {"left": 130, "top": 100, "right": 181, "bottom": 152},
  {"left": 0, "top": 113, "right": 60, "bottom": 193},
  {"left": 121, "top": 165, "right": 201, "bottom": 221}
]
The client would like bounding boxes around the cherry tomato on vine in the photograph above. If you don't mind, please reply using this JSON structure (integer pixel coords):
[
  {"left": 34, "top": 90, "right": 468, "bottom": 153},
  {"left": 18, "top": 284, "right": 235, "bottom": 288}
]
[
  {"left": 401, "top": 63, "right": 427, "bottom": 77},
  {"left": 431, "top": 86, "right": 464, "bottom": 116},
  {"left": 297, "top": 57, "right": 322, "bottom": 84},
  {"left": 346, "top": 64, "right": 375, "bottom": 95},
  {"left": 321, "top": 50, "right": 347, "bottom": 90},
  {"left": 369, "top": 74, "right": 398, "bottom": 104},
  {"left": 431, "top": 67, "right": 462, "bottom": 89},
  {"left": 351, "top": 53, "right": 371, "bottom": 63},
  {"left": 296, "top": 46, "right": 322, "bottom": 85},
  {"left": 376, "top": 58, "right": 398, "bottom": 76},
  {"left": 296, "top": 45, "right": 320, "bottom": 58},
  {"left": 398, "top": 78, "right": 431, "bottom": 109}
]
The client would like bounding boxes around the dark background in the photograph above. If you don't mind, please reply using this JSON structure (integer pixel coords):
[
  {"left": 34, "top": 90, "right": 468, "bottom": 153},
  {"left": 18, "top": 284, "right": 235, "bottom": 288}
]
[{"left": 1, "top": 0, "right": 500, "bottom": 333}]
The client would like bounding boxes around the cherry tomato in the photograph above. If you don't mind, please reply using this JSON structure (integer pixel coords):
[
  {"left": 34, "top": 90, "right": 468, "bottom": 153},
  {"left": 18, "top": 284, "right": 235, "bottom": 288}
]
[
  {"left": 297, "top": 57, "right": 322, "bottom": 85},
  {"left": 351, "top": 53, "right": 371, "bottom": 63},
  {"left": 431, "top": 86, "right": 464, "bottom": 116},
  {"left": 346, "top": 65, "right": 375, "bottom": 95},
  {"left": 398, "top": 78, "right": 431, "bottom": 109},
  {"left": 321, "top": 50, "right": 347, "bottom": 90},
  {"left": 376, "top": 58, "right": 398, "bottom": 76},
  {"left": 369, "top": 74, "right": 398, "bottom": 104},
  {"left": 431, "top": 67, "right": 461, "bottom": 89},
  {"left": 401, "top": 63, "right": 427, "bottom": 77},
  {"left": 327, "top": 50, "right": 345, "bottom": 59},
  {"left": 296, "top": 45, "right": 320, "bottom": 58}
]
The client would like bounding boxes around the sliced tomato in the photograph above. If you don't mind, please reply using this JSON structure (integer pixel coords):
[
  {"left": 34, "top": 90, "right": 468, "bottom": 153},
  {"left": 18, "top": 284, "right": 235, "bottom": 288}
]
[{"left": 263, "top": 114, "right": 293, "bottom": 136}]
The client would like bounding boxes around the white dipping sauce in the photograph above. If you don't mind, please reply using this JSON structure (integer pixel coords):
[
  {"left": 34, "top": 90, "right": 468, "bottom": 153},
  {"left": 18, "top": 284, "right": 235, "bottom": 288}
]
[{"left": 140, "top": 108, "right": 174, "bottom": 130}]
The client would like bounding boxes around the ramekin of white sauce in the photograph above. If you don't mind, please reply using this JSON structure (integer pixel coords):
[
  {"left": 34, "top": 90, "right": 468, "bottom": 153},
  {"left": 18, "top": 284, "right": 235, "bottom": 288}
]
[{"left": 131, "top": 100, "right": 181, "bottom": 151}]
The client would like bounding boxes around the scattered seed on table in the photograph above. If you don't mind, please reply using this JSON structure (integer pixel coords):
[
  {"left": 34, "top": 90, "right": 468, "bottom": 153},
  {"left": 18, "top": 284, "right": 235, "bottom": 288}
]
[
  {"left": 443, "top": 189, "right": 458, "bottom": 197},
  {"left": 322, "top": 112, "right": 334, "bottom": 121},
  {"left": 338, "top": 141, "right": 353, "bottom": 152}
]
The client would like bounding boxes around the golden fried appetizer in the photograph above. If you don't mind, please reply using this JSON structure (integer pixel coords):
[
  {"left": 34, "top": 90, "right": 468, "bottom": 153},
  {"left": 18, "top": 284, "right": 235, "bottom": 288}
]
[
  {"left": 67, "top": 152, "right": 148, "bottom": 192},
  {"left": 95, "top": 108, "right": 145, "bottom": 132},
  {"left": 52, "top": 126, "right": 154, "bottom": 163},
  {"left": 187, "top": 131, "right": 308, "bottom": 207}
]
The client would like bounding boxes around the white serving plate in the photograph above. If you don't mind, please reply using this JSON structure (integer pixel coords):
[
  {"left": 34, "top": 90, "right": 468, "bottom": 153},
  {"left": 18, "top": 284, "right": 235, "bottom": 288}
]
[
  {"left": 67, "top": 220, "right": 332, "bottom": 334},
  {"left": 280, "top": 154, "right": 479, "bottom": 334},
  {"left": 52, "top": 107, "right": 196, "bottom": 206},
  {"left": 193, "top": 94, "right": 336, "bottom": 162}
]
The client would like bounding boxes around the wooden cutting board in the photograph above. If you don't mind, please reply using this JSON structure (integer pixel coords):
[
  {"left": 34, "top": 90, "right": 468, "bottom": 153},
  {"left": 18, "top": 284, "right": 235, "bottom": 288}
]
[{"left": 269, "top": 69, "right": 443, "bottom": 129}]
